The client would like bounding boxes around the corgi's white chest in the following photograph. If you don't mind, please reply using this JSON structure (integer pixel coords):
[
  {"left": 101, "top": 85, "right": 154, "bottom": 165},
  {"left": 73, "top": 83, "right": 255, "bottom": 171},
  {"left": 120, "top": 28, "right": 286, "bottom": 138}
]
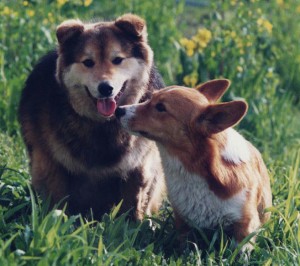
[{"left": 160, "top": 149, "right": 246, "bottom": 229}]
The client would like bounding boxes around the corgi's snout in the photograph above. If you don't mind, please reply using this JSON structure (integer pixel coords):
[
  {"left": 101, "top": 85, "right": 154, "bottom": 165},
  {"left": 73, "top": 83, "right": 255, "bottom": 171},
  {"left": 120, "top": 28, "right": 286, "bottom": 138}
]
[
  {"left": 115, "top": 107, "right": 126, "bottom": 119},
  {"left": 98, "top": 81, "right": 113, "bottom": 97}
]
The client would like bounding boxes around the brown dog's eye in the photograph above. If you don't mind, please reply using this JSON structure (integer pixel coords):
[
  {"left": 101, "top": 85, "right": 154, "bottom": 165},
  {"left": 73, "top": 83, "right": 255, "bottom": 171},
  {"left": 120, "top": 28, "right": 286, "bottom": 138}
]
[
  {"left": 112, "top": 57, "right": 124, "bottom": 65},
  {"left": 82, "top": 59, "right": 95, "bottom": 68},
  {"left": 155, "top": 103, "right": 166, "bottom": 112}
]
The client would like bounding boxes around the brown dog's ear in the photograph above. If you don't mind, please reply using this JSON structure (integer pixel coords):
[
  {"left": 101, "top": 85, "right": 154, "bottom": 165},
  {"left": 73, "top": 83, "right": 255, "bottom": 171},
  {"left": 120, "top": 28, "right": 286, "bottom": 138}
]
[
  {"left": 56, "top": 19, "right": 84, "bottom": 45},
  {"left": 115, "top": 14, "right": 147, "bottom": 39},
  {"left": 197, "top": 100, "right": 248, "bottom": 135},
  {"left": 196, "top": 79, "right": 231, "bottom": 103}
]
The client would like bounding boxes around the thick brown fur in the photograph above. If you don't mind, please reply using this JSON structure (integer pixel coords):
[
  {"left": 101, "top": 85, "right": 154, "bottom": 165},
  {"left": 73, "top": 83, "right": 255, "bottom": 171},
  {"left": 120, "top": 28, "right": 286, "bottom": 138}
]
[
  {"left": 18, "top": 14, "right": 165, "bottom": 220},
  {"left": 117, "top": 79, "right": 272, "bottom": 250}
]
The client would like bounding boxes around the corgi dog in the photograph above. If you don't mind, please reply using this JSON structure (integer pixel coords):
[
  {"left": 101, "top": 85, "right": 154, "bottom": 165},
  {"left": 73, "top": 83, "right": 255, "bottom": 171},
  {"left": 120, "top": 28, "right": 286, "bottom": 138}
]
[
  {"left": 116, "top": 79, "right": 272, "bottom": 250},
  {"left": 18, "top": 14, "right": 165, "bottom": 220}
]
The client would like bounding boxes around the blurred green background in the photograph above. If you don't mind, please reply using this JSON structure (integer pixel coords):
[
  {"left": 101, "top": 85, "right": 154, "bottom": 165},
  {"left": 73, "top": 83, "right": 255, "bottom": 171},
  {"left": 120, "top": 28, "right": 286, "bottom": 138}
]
[{"left": 1, "top": 0, "right": 299, "bottom": 265}]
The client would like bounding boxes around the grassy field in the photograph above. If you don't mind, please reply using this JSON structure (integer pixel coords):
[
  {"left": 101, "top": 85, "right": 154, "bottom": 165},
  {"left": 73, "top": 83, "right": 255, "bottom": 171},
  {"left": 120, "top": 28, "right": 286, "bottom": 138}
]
[{"left": 1, "top": 0, "right": 299, "bottom": 265}]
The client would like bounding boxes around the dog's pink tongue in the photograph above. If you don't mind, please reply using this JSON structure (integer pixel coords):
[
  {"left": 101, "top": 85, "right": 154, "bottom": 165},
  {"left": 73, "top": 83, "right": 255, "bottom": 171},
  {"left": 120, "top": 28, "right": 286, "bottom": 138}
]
[{"left": 97, "top": 98, "right": 116, "bottom": 117}]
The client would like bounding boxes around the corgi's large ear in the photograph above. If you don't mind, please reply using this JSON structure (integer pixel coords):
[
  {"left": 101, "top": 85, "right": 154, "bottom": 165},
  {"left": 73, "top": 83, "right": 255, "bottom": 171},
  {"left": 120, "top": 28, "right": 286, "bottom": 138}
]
[
  {"left": 196, "top": 79, "right": 230, "bottom": 103},
  {"left": 56, "top": 19, "right": 84, "bottom": 45},
  {"left": 115, "top": 14, "right": 147, "bottom": 40},
  {"left": 197, "top": 100, "right": 248, "bottom": 135}
]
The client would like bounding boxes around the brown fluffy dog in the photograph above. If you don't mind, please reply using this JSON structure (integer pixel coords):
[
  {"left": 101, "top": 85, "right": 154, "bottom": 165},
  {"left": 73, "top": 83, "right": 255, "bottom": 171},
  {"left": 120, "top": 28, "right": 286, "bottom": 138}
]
[{"left": 18, "top": 14, "right": 165, "bottom": 220}]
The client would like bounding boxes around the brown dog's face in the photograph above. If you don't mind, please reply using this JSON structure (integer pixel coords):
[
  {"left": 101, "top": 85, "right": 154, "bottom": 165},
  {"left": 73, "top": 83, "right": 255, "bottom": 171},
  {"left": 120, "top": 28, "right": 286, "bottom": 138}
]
[
  {"left": 117, "top": 80, "right": 248, "bottom": 148},
  {"left": 56, "top": 14, "right": 153, "bottom": 121}
]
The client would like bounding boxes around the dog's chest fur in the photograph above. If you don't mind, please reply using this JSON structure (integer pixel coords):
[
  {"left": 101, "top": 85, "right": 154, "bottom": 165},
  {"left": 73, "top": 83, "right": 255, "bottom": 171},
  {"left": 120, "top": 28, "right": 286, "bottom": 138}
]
[{"left": 160, "top": 148, "right": 246, "bottom": 229}]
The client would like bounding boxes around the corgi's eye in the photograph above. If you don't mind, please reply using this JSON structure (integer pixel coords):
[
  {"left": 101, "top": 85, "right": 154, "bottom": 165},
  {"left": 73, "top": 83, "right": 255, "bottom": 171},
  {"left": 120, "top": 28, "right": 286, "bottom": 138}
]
[
  {"left": 82, "top": 59, "right": 95, "bottom": 68},
  {"left": 112, "top": 57, "right": 124, "bottom": 65},
  {"left": 155, "top": 103, "right": 166, "bottom": 112}
]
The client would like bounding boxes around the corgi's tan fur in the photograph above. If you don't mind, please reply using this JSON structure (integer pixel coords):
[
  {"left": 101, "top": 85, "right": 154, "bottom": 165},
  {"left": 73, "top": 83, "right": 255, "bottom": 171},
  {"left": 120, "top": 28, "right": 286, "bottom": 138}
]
[{"left": 117, "top": 79, "right": 272, "bottom": 249}]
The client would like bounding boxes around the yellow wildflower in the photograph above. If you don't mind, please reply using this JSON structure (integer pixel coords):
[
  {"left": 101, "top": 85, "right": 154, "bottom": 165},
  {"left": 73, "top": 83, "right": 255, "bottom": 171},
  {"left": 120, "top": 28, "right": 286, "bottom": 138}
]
[
  {"left": 185, "top": 40, "right": 196, "bottom": 51},
  {"left": 230, "top": 31, "right": 237, "bottom": 38},
  {"left": 236, "top": 39, "right": 243, "bottom": 49},
  {"left": 230, "top": 0, "right": 237, "bottom": 6},
  {"left": 57, "top": 0, "right": 68, "bottom": 7},
  {"left": 26, "top": 9, "right": 35, "bottom": 17},
  {"left": 257, "top": 18, "right": 265, "bottom": 28},
  {"left": 84, "top": 0, "right": 93, "bottom": 7},
  {"left": 193, "top": 28, "right": 212, "bottom": 52},
  {"left": 185, "top": 49, "right": 192, "bottom": 56},
  {"left": 194, "top": 38, "right": 208, "bottom": 49},
  {"left": 183, "top": 74, "right": 198, "bottom": 87},
  {"left": 211, "top": 51, "right": 216, "bottom": 58},
  {"left": 180, "top": 28, "right": 211, "bottom": 56},
  {"left": 257, "top": 18, "right": 273, "bottom": 34},
  {"left": 198, "top": 41, "right": 207, "bottom": 49},
  {"left": 264, "top": 20, "right": 273, "bottom": 33},
  {"left": 48, "top": 12, "right": 55, "bottom": 23},
  {"left": 2, "top": 6, "right": 12, "bottom": 16},
  {"left": 23, "top": 1, "right": 29, "bottom": 6},
  {"left": 180, "top": 38, "right": 196, "bottom": 57},
  {"left": 257, "top": 8, "right": 262, "bottom": 14},
  {"left": 180, "top": 38, "right": 189, "bottom": 46},
  {"left": 296, "top": 5, "right": 300, "bottom": 13},
  {"left": 237, "top": 66, "right": 243, "bottom": 72},
  {"left": 196, "top": 28, "right": 212, "bottom": 44},
  {"left": 276, "top": 0, "right": 284, "bottom": 7}
]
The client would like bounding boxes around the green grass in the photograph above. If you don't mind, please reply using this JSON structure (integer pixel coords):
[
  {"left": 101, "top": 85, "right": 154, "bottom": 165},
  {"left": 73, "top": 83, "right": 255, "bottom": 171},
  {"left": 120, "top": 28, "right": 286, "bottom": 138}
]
[{"left": 1, "top": 0, "right": 300, "bottom": 265}]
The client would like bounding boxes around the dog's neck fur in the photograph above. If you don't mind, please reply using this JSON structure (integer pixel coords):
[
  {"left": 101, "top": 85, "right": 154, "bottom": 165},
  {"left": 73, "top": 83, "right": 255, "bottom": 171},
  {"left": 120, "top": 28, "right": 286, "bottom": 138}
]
[
  {"left": 159, "top": 128, "right": 253, "bottom": 199},
  {"left": 157, "top": 129, "right": 250, "bottom": 229}
]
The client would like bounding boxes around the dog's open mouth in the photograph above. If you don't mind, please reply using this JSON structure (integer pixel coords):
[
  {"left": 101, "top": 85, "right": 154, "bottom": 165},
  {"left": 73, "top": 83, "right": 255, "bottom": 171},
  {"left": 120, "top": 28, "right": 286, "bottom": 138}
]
[{"left": 85, "top": 81, "right": 127, "bottom": 117}]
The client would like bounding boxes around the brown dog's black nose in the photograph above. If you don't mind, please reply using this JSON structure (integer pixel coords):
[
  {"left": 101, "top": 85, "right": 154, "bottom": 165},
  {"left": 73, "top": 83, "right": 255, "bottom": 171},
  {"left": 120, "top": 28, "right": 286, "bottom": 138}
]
[
  {"left": 98, "top": 82, "right": 113, "bottom": 97},
  {"left": 115, "top": 107, "right": 126, "bottom": 119}
]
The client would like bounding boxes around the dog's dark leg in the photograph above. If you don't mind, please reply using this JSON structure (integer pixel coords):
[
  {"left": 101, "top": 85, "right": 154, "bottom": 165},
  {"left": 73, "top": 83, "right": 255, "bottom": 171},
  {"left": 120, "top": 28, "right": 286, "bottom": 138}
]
[
  {"left": 31, "top": 147, "right": 69, "bottom": 208},
  {"left": 119, "top": 167, "right": 147, "bottom": 220}
]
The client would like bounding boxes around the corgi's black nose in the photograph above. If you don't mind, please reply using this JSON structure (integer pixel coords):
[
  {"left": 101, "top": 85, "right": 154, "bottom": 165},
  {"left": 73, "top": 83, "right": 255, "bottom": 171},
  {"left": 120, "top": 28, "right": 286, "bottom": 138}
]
[
  {"left": 98, "top": 82, "right": 113, "bottom": 97},
  {"left": 115, "top": 107, "right": 126, "bottom": 119}
]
